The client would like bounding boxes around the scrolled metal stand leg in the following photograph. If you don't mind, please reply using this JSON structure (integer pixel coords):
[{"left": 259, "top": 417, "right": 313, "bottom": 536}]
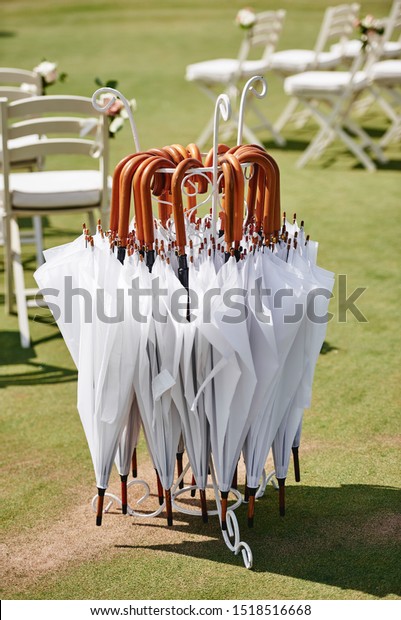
[{"left": 209, "top": 459, "right": 253, "bottom": 569}]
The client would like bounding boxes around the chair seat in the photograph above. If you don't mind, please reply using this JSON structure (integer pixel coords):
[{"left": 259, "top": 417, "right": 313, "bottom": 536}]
[
  {"left": 331, "top": 39, "right": 401, "bottom": 61},
  {"left": 186, "top": 58, "right": 270, "bottom": 84},
  {"left": 0, "top": 169, "right": 112, "bottom": 210},
  {"left": 284, "top": 70, "right": 369, "bottom": 96},
  {"left": 370, "top": 59, "right": 401, "bottom": 84},
  {"left": 270, "top": 49, "right": 341, "bottom": 74}
]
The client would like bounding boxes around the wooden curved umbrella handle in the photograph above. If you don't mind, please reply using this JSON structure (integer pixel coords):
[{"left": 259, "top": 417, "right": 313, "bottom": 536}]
[
  {"left": 233, "top": 145, "right": 281, "bottom": 234},
  {"left": 139, "top": 156, "right": 176, "bottom": 247},
  {"left": 157, "top": 189, "right": 173, "bottom": 229},
  {"left": 186, "top": 143, "right": 208, "bottom": 194},
  {"left": 163, "top": 144, "right": 186, "bottom": 164},
  {"left": 235, "top": 149, "right": 278, "bottom": 237},
  {"left": 171, "top": 158, "right": 202, "bottom": 254},
  {"left": 118, "top": 153, "right": 157, "bottom": 245},
  {"left": 204, "top": 143, "right": 230, "bottom": 185},
  {"left": 110, "top": 153, "right": 142, "bottom": 233},
  {"left": 226, "top": 145, "right": 261, "bottom": 228},
  {"left": 220, "top": 153, "right": 245, "bottom": 246},
  {"left": 204, "top": 143, "right": 230, "bottom": 167},
  {"left": 167, "top": 144, "right": 199, "bottom": 222},
  {"left": 186, "top": 142, "right": 202, "bottom": 162},
  {"left": 171, "top": 143, "right": 190, "bottom": 160},
  {"left": 220, "top": 160, "right": 235, "bottom": 246}
]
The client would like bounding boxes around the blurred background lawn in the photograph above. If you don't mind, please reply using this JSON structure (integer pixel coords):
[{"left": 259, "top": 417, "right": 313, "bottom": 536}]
[{"left": 0, "top": 0, "right": 400, "bottom": 601}]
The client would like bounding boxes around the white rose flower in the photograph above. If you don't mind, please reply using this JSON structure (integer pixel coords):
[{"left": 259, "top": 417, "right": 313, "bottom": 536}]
[
  {"left": 34, "top": 61, "right": 58, "bottom": 85},
  {"left": 20, "top": 82, "right": 38, "bottom": 95},
  {"left": 236, "top": 8, "right": 256, "bottom": 29},
  {"left": 109, "top": 116, "right": 125, "bottom": 135}
]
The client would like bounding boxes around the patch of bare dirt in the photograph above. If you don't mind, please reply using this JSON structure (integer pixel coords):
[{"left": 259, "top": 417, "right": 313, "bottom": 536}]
[{"left": 0, "top": 456, "right": 222, "bottom": 595}]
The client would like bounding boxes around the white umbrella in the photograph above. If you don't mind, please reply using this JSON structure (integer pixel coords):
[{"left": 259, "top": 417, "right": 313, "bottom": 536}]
[
  {"left": 35, "top": 234, "right": 136, "bottom": 524},
  {"left": 271, "top": 242, "right": 334, "bottom": 512}
]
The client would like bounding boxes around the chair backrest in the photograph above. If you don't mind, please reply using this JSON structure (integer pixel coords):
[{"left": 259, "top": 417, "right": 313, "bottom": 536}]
[
  {"left": 314, "top": 3, "right": 361, "bottom": 55},
  {"left": 238, "top": 10, "right": 286, "bottom": 63},
  {"left": 0, "top": 67, "right": 42, "bottom": 96},
  {"left": 0, "top": 95, "right": 109, "bottom": 214},
  {"left": 381, "top": 0, "right": 401, "bottom": 47},
  {"left": 360, "top": 1, "right": 401, "bottom": 69},
  {"left": 0, "top": 87, "right": 38, "bottom": 102}
]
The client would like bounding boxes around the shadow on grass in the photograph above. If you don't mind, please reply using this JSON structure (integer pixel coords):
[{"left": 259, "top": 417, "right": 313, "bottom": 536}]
[
  {"left": 262, "top": 138, "right": 309, "bottom": 153},
  {"left": 262, "top": 130, "right": 401, "bottom": 172},
  {"left": 320, "top": 340, "right": 338, "bottom": 354},
  {"left": 0, "top": 330, "right": 76, "bottom": 387},
  {"left": 121, "top": 483, "right": 401, "bottom": 598}
]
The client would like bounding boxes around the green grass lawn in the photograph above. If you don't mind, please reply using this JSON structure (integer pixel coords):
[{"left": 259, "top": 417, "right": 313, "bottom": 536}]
[{"left": 1, "top": 0, "right": 401, "bottom": 601}]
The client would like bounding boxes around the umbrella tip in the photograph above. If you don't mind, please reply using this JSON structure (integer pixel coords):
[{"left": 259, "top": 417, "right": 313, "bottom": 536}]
[
  {"left": 277, "top": 478, "right": 286, "bottom": 517},
  {"left": 96, "top": 488, "right": 106, "bottom": 526},
  {"left": 292, "top": 446, "right": 301, "bottom": 482},
  {"left": 220, "top": 491, "right": 228, "bottom": 531}
]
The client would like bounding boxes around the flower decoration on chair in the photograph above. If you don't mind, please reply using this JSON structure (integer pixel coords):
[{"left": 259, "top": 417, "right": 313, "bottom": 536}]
[
  {"left": 235, "top": 8, "right": 256, "bottom": 30},
  {"left": 355, "top": 15, "right": 385, "bottom": 50},
  {"left": 33, "top": 60, "right": 67, "bottom": 94},
  {"left": 94, "top": 78, "right": 137, "bottom": 138}
]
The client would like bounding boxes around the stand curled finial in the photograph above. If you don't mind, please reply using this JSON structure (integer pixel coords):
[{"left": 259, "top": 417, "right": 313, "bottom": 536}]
[
  {"left": 92, "top": 86, "right": 141, "bottom": 152},
  {"left": 212, "top": 94, "right": 232, "bottom": 237},
  {"left": 237, "top": 76, "right": 267, "bottom": 146}
]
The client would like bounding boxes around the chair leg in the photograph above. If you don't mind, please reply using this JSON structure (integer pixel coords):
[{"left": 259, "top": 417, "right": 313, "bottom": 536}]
[
  {"left": 241, "top": 121, "right": 264, "bottom": 148},
  {"left": 248, "top": 100, "right": 286, "bottom": 146},
  {"left": 3, "top": 215, "right": 14, "bottom": 315},
  {"left": 87, "top": 210, "right": 96, "bottom": 236},
  {"left": 10, "top": 218, "right": 31, "bottom": 348},
  {"left": 336, "top": 125, "right": 377, "bottom": 171},
  {"left": 296, "top": 126, "right": 333, "bottom": 168},
  {"left": 196, "top": 115, "right": 217, "bottom": 149},
  {"left": 344, "top": 117, "right": 387, "bottom": 163},
  {"left": 273, "top": 97, "right": 300, "bottom": 133},
  {"left": 295, "top": 98, "right": 377, "bottom": 171},
  {"left": 33, "top": 216, "right": 44, "bottom": 267},
  {"left": 380, "top": 122, "right": 401, "bottom": 148},
  {"left": 373, "top": 86, "right": 401, "bottom": 148}
]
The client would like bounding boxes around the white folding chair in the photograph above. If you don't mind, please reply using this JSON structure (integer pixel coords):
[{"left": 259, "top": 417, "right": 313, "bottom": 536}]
[
  {"left": 283, "top": 44, "right": 387, "bottom": 171},
  {"left": 185, "top": 10, "right": 287, "bottom": 147},
  {"left": 346, "top": 0, "right": 401, "bottom": 142},
  {"left": 331, "top": 0, "right": 401, "bottom": 63},
  {"left": 271, "top": 3, "right": 361, "bottom": 133},
  {"left": 0, "top": 67, "right": 42, "bottom": 98},
  {"left": 0, "top": 68, "right": 44, "bottom": 265},
  {"left": 0, "top": 95, "right": 111, "bottom": 347},
  {"left": 369, "top": 59, "right": 401, "bottom": 147}
]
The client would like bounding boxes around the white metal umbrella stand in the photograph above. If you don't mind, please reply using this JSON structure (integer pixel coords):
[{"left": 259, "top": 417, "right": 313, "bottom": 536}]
[
  {"left": 87, "top": 79, "right": 284, "bottom": 569},
  {"left": 35, "top": 80, "right": 333, "bottom": 570}
]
